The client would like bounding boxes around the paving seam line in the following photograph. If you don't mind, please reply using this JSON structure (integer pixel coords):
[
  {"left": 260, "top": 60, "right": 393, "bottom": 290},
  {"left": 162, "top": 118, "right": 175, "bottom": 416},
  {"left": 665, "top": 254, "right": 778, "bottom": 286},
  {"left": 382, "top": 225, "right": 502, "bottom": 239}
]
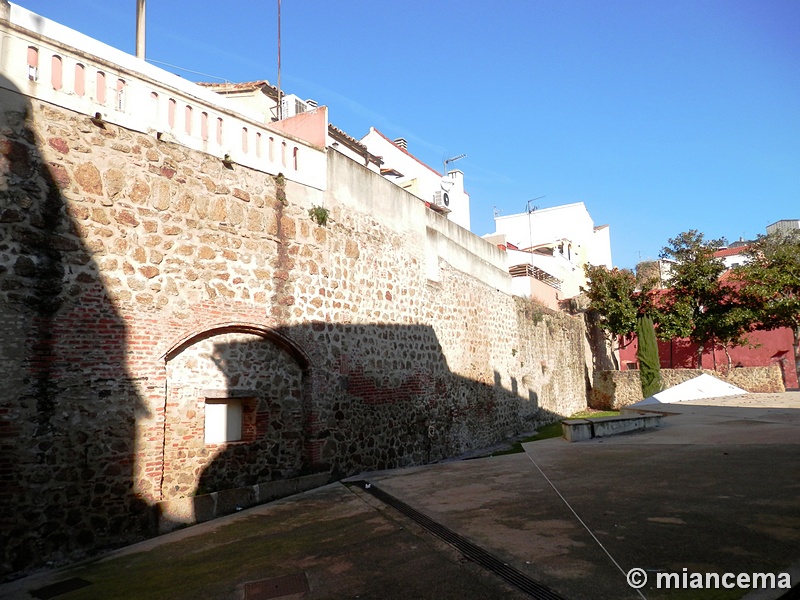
[{"left": 524, "top": 452, "right": 648, "bottom": 600}]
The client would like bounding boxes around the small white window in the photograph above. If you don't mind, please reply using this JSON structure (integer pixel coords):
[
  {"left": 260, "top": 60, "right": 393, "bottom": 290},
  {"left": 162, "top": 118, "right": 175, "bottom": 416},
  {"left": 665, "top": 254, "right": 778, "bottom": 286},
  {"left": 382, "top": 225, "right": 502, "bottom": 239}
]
[
  {"left": 116, "top": 79, "right": 126, "bottom": 111},
  {"left": 27, "top": 46, "right": 39, "bottom": 81},
  {"left": 204, "top": 399, "right": 243, "bottom": 444}
]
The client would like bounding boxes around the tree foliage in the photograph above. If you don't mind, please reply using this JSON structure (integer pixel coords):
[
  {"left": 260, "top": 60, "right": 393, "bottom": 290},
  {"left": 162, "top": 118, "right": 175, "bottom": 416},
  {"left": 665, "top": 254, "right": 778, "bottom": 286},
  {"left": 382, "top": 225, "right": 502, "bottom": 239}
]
[
  {"left": 734, "top": 230, "right": 800, "bottom": 333},
  {"left": 583, "top": 229, "right": 765, "bottom": 370},
  {"left": 655, "top": 230, "right": 757, "bottom": 367},
  {"left": 637, "top": 314, "right": 662, "bottom": 397},
  {"left": 581, "top": 265, "right": 639, "bottom": 338},
  {"left": 733, "top": 230, "right": 800, "bottom": 379}
]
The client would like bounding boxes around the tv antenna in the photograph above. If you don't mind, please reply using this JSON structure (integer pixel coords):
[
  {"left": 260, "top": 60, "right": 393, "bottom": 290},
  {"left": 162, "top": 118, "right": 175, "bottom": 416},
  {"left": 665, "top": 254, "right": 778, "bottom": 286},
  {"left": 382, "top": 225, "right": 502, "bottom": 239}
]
[
  {"left": 526, "top": 196, "right": 545, "bottom": 264},
  {"left": 527, "top": 196, "right": 545, "bottom": 214},
  {"left": 443, "top": 153, "right": 466, "bottom": 174}
]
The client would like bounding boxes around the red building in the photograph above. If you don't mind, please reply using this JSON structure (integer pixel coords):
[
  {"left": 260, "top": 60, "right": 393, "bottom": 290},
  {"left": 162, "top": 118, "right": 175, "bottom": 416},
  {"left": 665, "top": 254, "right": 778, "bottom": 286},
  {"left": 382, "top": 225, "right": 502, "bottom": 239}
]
[{"left": 618, "top": 327, "right": 798, "bottom": 389}]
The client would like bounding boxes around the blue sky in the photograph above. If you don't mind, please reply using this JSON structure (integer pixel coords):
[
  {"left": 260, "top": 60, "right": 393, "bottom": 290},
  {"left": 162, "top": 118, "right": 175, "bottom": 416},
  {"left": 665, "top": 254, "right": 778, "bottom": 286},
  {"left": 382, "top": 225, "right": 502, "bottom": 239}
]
[{"left": 15, "top": 0, "right": 800, "bottom": 269}]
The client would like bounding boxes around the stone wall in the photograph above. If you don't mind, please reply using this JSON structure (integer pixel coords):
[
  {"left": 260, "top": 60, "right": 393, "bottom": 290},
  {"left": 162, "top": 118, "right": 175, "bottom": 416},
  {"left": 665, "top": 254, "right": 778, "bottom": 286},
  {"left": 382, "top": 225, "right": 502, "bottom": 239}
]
[
  {"left": 0, "top": 87, "right": 589, "bottom": 578},
  {"left": 590, "top": 367, "right": 785, "bottom": 410}
]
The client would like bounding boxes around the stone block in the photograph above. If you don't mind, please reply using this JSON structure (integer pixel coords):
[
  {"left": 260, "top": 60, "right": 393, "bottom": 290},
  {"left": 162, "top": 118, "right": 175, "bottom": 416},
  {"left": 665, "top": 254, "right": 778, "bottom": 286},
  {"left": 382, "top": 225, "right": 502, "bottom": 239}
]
[
  {"left": 296, "top": 472, "right": 331, "bottom": 493},
  {"left": 591, "top": 415, "right": 660, "bottom": 438},
  {"left": 192, "top": 493, "right": 217, "bottom": 523},
  {"left": 561, "top": 419, "right": 592, "bottom": 442},
  {"left": 257, "top": 479, "right": 297, "bottom": 503},
  {"left": 215, "top": 486, "right": 257, "bottom": 516}
]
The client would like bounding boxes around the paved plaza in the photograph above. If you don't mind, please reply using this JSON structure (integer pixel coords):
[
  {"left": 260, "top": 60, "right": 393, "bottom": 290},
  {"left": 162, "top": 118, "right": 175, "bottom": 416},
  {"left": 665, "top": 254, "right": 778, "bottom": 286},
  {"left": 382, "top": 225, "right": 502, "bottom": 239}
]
[{"left": 4, "top": 393, "right": 799, "bottom": 599}]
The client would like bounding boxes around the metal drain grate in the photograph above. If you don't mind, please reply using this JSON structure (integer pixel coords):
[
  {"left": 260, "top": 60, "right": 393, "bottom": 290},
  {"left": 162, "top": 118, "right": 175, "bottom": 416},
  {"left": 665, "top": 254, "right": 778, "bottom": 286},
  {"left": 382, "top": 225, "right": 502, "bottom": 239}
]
[
  {"left": 351, "top": 480, "right": 565, "bottom": 600},
  {"left": 243, "top": 572, "right": 309, "bottom": 599},
  {"left": 30, "top": 577, "right": 92, "bottom": 599}
]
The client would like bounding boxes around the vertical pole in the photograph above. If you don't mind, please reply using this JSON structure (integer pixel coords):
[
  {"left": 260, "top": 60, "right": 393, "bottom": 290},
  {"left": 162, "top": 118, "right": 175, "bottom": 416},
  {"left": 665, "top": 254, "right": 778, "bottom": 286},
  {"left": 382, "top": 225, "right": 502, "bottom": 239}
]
[
  {"left": 276, "top": 0, "right": 282, "bottom": 120},
  {"left": 136, "top": 0, "right": 146, "bottom": 59}
]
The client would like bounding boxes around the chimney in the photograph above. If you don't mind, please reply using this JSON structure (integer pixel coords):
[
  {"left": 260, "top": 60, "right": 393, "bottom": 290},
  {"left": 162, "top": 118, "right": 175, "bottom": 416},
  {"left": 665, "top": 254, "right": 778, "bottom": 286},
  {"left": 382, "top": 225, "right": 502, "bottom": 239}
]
[
  {"left": 393, "top": 137, "right": 407, "bottom": 151},
  {"left": 1, "top": 0, "right": 11, "bottom": 21}
]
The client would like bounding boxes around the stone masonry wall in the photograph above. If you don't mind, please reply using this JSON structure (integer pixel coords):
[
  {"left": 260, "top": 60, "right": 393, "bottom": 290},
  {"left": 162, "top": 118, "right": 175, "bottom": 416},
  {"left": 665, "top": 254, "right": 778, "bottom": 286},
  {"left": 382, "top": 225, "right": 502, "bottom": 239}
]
[
  {"left": 590, "top": 366, "right": 784, "bottom": 410},
  {"left": 0, "top": 90, "right": 589, "bottom": 578}
]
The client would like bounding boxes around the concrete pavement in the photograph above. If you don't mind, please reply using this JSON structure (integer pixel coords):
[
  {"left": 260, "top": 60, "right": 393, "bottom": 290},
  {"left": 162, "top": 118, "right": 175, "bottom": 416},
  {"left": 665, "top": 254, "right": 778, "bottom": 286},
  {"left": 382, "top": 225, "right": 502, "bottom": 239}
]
[{"left": 3, "top": 392, "right": 799, "bottom": 600}]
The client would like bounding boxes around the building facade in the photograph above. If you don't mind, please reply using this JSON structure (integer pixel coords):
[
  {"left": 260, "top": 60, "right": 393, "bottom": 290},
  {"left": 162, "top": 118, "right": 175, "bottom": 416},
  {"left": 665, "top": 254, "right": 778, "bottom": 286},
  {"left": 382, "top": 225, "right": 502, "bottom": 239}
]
[
  {"left": 485, "top": 202, "right": 612, "bottom": 308},
  {"left": 360, "top": 128, "right": 472, "bottom": 231}
]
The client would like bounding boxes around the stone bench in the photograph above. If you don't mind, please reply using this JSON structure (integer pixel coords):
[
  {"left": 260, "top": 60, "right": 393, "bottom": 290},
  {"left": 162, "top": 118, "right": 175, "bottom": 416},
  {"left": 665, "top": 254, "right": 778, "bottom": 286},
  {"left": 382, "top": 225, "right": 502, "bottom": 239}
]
[{"left": 561, "top": 413, "right": 663, "bottom": 442}]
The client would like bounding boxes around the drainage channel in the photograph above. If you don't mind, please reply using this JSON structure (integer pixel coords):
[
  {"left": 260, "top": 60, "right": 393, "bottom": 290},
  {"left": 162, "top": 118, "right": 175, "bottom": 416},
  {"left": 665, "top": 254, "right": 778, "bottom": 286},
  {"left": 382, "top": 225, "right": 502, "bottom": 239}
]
[{"left": 349, "top": 480, "right": 565, "bottom": 600}]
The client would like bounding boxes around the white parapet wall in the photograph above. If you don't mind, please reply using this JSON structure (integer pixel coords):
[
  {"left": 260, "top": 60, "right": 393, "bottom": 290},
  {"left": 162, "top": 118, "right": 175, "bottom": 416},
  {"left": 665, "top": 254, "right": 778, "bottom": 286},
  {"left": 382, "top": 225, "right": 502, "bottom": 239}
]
[
  {"left": 0, "top": 3, "right": 326, "bottom": 190},
  {"left": 1, "top": 2, "right": 513, "bottom": 297}
]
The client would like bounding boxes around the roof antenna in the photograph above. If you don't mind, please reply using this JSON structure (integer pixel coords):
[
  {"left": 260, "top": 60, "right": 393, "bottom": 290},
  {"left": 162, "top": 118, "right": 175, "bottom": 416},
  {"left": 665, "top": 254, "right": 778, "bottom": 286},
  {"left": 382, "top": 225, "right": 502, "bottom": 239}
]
[
  {"left": 443, "top": 153, "right": 466, "bottom": 174},
  {"left": 526, "top": 196, "right": 545, "bottom": 264}
]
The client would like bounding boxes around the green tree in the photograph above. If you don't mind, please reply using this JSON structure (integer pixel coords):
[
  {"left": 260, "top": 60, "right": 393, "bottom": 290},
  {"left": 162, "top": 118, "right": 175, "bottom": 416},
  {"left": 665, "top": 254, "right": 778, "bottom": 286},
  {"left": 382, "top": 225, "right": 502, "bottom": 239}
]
[
  {"left": 637, "top": 314, "right": 662, "bottom": 397},
  {"left": 734, "top": 230, "right": 800, "bottom": 383},
  {"left": 657, "top": 230, "right": 737, "bottom": 368},
  {"left": 582, "top": 264, "right": 662, "bottom": 373},
  {"left": 582, "top": 265, "right": 639, "bottom": 339},
  {"left": 586, "top": 231, "right": 764, "bottom": 374}
]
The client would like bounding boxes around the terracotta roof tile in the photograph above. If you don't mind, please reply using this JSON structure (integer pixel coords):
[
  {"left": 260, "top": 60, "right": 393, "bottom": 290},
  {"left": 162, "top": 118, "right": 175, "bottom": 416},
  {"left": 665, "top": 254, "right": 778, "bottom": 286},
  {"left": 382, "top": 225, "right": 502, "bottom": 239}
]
[
  {"left": 714, "top": 246, "right": 750, "bottom": 258},
  {"left": 197, "top": 80, "right": 278, "bottom": 94},
  {"left": 368, "top": 128, "right": 442, "bottom": 177}
]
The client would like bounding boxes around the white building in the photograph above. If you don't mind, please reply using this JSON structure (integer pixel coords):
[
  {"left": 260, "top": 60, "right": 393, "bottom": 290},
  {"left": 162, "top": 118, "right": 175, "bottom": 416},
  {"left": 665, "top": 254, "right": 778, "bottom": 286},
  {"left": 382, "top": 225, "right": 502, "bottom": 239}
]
[
  {"left": 484, "top": 202, "right": 612, "bottom": 308},
  {"left": 767, "top": 219, "right": 800, "bottom": 236},
  {"left": 360, "top": 128, "right": 471, "bottom": 231},
  {"left": 198, "top": 81, "right": 383, "bottom": 172}
]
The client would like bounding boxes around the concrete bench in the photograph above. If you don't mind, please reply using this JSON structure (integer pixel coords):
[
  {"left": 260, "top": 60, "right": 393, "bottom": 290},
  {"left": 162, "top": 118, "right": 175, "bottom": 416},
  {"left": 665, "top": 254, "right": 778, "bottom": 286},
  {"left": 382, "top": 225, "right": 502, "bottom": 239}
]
[{"left": 561, "top": 413, "right": 663, "bottom": 442}]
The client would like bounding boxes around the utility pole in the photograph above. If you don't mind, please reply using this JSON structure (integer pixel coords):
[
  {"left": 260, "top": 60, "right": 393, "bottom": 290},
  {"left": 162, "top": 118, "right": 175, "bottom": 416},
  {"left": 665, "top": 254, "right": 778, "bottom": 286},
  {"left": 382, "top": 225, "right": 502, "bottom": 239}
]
[
  {"left": 135, "top": 0, "right": 146, "bottom": 59},
  {"left": 276, "top": 0, "right": 282, "bottom": 120}
]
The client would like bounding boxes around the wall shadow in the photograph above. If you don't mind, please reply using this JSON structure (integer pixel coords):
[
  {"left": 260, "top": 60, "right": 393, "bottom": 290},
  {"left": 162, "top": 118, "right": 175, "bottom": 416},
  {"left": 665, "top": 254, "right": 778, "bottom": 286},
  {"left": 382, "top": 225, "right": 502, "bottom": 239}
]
[
  {"left": 0, "top": 76, "right": 150, "bottom": 580},
  {"left": 189, "top": 321, "right": 565, "bottom": 500},
  {"left": 0, "top": 74, "right": 585, "bottom": 580}
]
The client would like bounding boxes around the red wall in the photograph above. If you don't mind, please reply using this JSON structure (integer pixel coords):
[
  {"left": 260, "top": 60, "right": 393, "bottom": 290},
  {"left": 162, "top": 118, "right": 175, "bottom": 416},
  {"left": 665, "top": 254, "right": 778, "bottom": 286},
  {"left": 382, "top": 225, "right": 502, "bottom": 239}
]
[{"left": 619, "top": 327, "right": 798, "bottom": 389}]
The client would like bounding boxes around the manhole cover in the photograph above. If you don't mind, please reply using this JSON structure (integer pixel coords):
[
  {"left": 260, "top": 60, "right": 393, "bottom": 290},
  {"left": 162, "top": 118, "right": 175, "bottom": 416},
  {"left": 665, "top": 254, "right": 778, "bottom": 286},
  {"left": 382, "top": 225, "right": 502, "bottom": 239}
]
[{"left": 244, "top": 572, "right": 309, "bottom": 599}]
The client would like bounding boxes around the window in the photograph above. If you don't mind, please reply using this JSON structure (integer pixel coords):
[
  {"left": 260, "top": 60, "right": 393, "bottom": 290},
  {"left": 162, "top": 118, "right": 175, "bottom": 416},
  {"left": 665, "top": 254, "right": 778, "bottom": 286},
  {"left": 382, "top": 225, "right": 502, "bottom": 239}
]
[
  {"left": 204, "top": 399, "right": 243, "bottom": 444},
  {"left": 293, "top": 146, "right": 298, "bottom": 170},
  {"left": 150, "top": 91, "right": 159, "bottom": 121},
  {"left": 74, "top": 64, "right": 85, "bottom": 97},
  {"left": 184, "top": 104, "right": 193, "bottom": 134},
  {"left": 216, "top": 117, "right": 224, "bottom": 145},
  {"left": 241, "top": 127, "right": 248, "bottom": 153},
  {"left": 27, "top": 46, "right": 38, "bottom": 81},
  {"left": 168, "top": 98, "right": 176, "bottom": 129},
  {"left": 116, "top": 79, "right": 126, "bottom": 111},
  {"left": 204, "top": 397, "right": 256, "bottom": 445},
  {"left": 201, "top": 112, "right": 209, "bottom": 141},
  {"left": 255, "top": 132, "right": 262, "bottom": 158},
  {"left": 96, "top": 71, "right": 106, "bottom": 104},
  {"left": 51, "top": 55, "right": 62, "bottom": 90}
]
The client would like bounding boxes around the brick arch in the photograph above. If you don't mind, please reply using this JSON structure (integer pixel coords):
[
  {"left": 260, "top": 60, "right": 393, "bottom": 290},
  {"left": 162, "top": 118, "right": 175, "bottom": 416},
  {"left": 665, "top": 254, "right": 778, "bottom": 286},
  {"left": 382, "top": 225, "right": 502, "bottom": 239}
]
[
  {"left": 159, "top": 322, "right": 313, "bottom": 501},
  {"left": 162, "top": 321, "right": 310, "bottom": 372}
]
